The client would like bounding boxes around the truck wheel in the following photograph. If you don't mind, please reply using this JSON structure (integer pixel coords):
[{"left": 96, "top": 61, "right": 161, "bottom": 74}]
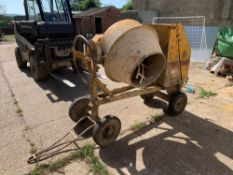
[
  {"left": 15, "top": 47, "right": 27, "bottom": 69},
  {"left": 166, "top": 92, "right": 187, "bottom": 116},
  {"left": 30, "top": 55, "right": 48, "bottom": 81}
]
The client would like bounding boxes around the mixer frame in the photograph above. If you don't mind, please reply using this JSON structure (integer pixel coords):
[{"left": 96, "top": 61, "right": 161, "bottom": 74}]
[{"left": 70, "top": 34, "right": 188, "bottom": 147}]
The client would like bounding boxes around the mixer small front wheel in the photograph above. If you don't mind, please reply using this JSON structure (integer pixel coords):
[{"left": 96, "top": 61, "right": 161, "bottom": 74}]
[
  {"left": 166, "top": 92, "right": 187, "bottom": 116},
  {"left": 92, "top": 115, "right": 121, "bottom": 147}
]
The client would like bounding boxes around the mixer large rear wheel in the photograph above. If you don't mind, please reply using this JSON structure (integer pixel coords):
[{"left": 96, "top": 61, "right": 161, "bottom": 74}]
[
  {"left": 166, "top": 92, "right": 187, "bottom": 116},
  {"left": 69, "top": 96, "right": 91, "bottom": 122}
]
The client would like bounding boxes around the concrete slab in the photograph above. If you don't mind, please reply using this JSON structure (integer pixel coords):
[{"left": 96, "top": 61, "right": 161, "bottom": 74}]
[
  {"left": 0, "top": 42, "right": 91, "bottom": 174},
  {"left": 0, "top": 45, "right": 33, "bottom": 174},
  {"left": 0, "top": 42, "right": 233, "bottom": 175}
]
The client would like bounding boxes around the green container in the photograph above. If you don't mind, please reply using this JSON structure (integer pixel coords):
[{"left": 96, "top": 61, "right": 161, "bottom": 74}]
[{"left": 216, "top": 27, "right": 233, "bottom": 59}]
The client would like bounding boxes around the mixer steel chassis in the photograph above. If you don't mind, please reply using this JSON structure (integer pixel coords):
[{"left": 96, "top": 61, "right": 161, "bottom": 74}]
[
  {"left": 27, "top": 27, "right": 189, "bottom": 163},
  {"left": 71, "top": 35, "right": 188, "bottom": 147}
]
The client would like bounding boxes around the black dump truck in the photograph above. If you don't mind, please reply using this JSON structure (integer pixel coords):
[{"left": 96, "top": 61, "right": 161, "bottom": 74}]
[{"left": 14, "top": 0, "right": 75, "bottom": 80}]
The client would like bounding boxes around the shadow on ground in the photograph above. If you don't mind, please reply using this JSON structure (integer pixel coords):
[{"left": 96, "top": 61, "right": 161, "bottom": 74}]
[
  {"left": 20, "top": 68, "right": 233, "bottom": 175},
  {"left": 22, "top": 68, "right": 89, "bottom": 103},
  {"left": 99, "top": 98, "right": 233, "bottom": 175}
]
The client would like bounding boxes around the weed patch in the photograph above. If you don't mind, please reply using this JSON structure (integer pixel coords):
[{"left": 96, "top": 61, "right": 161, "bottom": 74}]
[
  {"left": 225, "top": 82, "right": 233, "bottom": 87},
  {"left": 130, "top": 122, "right": 147, "bottom": 131},
  {"left": 2, "top": 35, "right": 15, "bottom": 42},
  {"left": 199, "top": 88, "right": 217, "bottom": 99},
  {"left": 30, "top": 147, "right": 37, "bottom": 154},
  {"left": 150, "top": 114, "right": 163, "bottom": 123},
  {"left": 28, "top": 144, "right": 109, "bottom": 175}
]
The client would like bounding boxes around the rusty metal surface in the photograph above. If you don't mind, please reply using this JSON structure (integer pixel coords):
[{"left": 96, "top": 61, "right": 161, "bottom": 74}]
[
  {"left": 89, "top": 34, "right": 103, "bottom": 63},
  {"left": 72, "top": 21, "right": 191, "bottom": 123},
  {"left": 177, "top": 24, "right": 191, "bottom": 83},
  {"left": 147, "top": 24, "right": 191, "bottom": 88},
  {"left": 95, "top": 86, "right": 162, "bottom": 106},
  {"left": 27, "top": 116, "right": 96, "bottom": 164},
  {"left": 98, "top": 19, "right": 166, "bottom": 88},
  {"left": 72, "top": 34, "right": 166, "bottom": 122},
  {"left": 101, "top": 19, "right": 141, "bottom": 56}
]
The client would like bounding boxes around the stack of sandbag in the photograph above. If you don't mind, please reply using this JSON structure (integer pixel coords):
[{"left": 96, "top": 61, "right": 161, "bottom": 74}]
[
  {"left": 207, "top": 54, "right": 233, "bottom": 76},
  {"left": 207, "top": 27, "right": 233, "bottom": 76}
]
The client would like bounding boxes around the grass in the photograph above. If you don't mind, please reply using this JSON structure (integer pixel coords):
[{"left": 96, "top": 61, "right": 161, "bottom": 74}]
[
  {"left": 89, "top": 154, "right": 109, "bottom": 175},
  {"left": 16, "top": 107, "right": 22, "bottom": 114},
  {"left": 150, "top": 114, "right": 163, "bottom": 123},
  {"left": 199, "top": 88, "right": 217, "bottom": 99},
  {"left": 48, "top": 158, "right": 69, "bottom": 172},
  {"left": 30, "top": 147, "right": 37, "bottom": 154},
  {"left": 129, "top": 114, "right": 164, "bottom": 132},
  {"left": 28, "top": 144, "right": 109, "bottom": 175},
  {"left": 29, "top": 164, "right": 48, "bottom": 175},
  {"left": 16, "top": 106, "right": 23, "bottom": 117},
  {"left": 24, "top": 126, "right": 31, "bottom": 131},
  {"left": 225, "top": 82, "right": 233, "bottom": 87},
  {"left": 13, "top": 99, "right": 23, "bottom": 117},
  {"left": 130, "top": 122, "right": 147, "bottom": 131},
  {"left": 1, "top": 35, "right": 15, "bottom": 42},
  {"left": 30, "top": 143, "right": 37, "bottom": 154}
]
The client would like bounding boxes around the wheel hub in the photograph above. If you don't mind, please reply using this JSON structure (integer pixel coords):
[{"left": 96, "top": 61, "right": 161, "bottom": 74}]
[
  {"left": 102, "top": 125, "right": 115, "bottom": 139},
  {"left": 69, "top": 97, "right": 91, "bottom": 122},
  {"left": 92, "top": 115, "right": 121, "bottom": 147},
  {"left": 175, "top": 97, "right": 185, "bottom": 111}
]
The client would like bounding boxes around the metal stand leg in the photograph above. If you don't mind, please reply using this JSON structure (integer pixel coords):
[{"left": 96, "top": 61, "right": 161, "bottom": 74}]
[{"left": 27, "top": 116, "right": 96, "bottom": 164}]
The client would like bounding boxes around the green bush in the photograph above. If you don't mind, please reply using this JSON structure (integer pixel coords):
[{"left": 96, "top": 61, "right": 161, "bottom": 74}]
[
  {"left": 122, "top": 0, "right": 133, "bottom": 11},
  {"left": 0, "top": 15, "right": 12, "bottom": 27},
  {"left": 72, "top": 0, "right": 101, "bottom": 11}
]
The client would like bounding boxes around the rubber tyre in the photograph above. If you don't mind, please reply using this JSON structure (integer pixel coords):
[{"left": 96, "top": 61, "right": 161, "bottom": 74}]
[
  {"left": 69, "top": 96, "right": 91, "bottom": 122},
  {"left": 93, "top": 115, "right": 121, "bottom": 147},
  {"left": 140, "top": 93, "right": 154, "bottom": 101},
  {"left": 15, "top": 47, "right": 27, "bottom": 69},
  {"left": 30, "top": 55, "right": 48, "bottom": 81},
  {"left": 166, "top": 92, "right": 187, "bottom": 116}
]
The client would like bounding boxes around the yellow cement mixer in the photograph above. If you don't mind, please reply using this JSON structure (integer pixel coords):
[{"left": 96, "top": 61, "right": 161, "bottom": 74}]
[{"left": 70, "top": 19, "right": 191, "bottom": 146}]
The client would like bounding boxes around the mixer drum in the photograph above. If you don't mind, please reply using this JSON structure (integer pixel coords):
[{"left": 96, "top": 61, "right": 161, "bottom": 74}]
[{"left": 100, "top": 19, "right": 166, "bottom": 88}]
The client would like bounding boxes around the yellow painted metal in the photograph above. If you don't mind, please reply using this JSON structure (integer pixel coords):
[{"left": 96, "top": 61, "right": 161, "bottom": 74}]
[
  {"left": 147, "top": 23, "right": 191, "bottom": 88},
  {"left": 90, "top": 34, "right": 103, "bottom": 63},
  {"left": 89, "top": 21, "right": 191, "bottom": 89},
  {"left": 177, "top": 24, "right": 191, "bottom": 82},
  {"left": 71, "top": 21, "right": 191, "bottom": 127}
]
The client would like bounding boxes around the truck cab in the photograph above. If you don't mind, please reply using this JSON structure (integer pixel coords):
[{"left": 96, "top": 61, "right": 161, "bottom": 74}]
[{"left": 14, "top": 0, "right": 75, "bottom": 80}]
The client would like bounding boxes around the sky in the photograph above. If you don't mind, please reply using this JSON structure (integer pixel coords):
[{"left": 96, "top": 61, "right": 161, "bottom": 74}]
[{"left": 0, "top": 0, "right": 128, "bottom": 14}]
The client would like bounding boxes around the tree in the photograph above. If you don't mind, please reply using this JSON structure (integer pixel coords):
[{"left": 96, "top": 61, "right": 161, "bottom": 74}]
[
  {"left": 122, "top": 0, "right": 133, "bottom": 11},
  {"left": 72, "top": 0, "right": 101, "bottom": 11},
  {"left": 0, "top": 15, "right": 12, "bottom": 27},
  {"left": 0, "top": 4, "right": 12, "bottom": 27}
]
